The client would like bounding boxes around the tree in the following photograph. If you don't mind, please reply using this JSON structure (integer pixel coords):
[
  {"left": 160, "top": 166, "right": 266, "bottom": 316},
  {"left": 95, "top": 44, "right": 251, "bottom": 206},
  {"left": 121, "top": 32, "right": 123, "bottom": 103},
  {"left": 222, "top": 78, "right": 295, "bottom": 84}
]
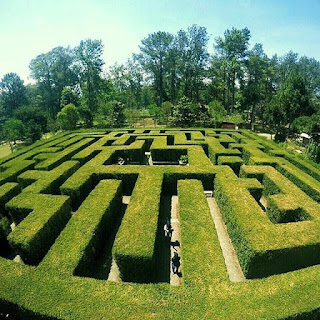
[
  {"left": 107, "top": 60, "right": 143, "bottom": 109},
  {"left": 29, "top": 46, "right": 77, "bottom": 117},
  {"left": 264, "top": 72, "right": 313, "bottom": 140},
  {"left": 14, "top": 106, "right": 47, "bottom": 142},
  {"left": 172, "top": 96, "right": 197, "bottom": 127},
  {"left": 78, "top": 104, "right": 93, "bottom": 128},
  {"left": 214, "top": 27, "right": 251, "bottom": 113},
  {"left": 0, "top": 73, "right": 27, "bottom": 116},
  {"left": 2, "top": 118, "right": 25, "bottom": 152},
  {"left": 75, "top": 39, "right": 104, "bottom": 114},
  {"left": 137, "top": 31, "right": 174, "bottom": 106},
  {"left": 161, "top": 101, "right": 173, "bottom": 125},
  {"left": 125, "top": 108, "right": 141, "bottom": 128},
  {"left": 60, "top": 87, "right": 80, "bottom": 107},
  {"left": 147, "top": 103, "right": 161, "bottom": 127},
  {"left": 208, "top": 100, "right": 226, "bottom": 127},
  {"left": 112, "top": 101, "right": 125, "bottom": 127},
  {"left": 176, "top": 25, "right": 209, "bottom": 102},
  {"left": 57, "top": 104, "right": 79, "bottom": 130},
  {"left": 242, "top": 43, "right": 269, "bottom": 130}
]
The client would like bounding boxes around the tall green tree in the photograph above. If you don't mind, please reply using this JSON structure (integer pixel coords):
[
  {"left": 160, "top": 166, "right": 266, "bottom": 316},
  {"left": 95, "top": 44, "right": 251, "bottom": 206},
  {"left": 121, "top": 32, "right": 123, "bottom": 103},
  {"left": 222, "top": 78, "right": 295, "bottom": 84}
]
[
  {"left": 29, "top": 46, "right": 77, "bottom": 117},
  {"left": 2, "top": 118, "right": 25, "bottom": 152},
  {"left": 75, "top": 39, "right": 104, "bottom": 114},
  {"left": 264, "top": 72, "right": 313, "bottom": 138},
  {"left": 108, "top": 59, "right": 143, "bottom": 109},
  {"left": 242, "top": 43, "right": 269, "bottom": 130},
  {"left": 214, "top": 27, "right": 251, "bottom": 113},
  {"left": 14, "top": 106, "right": 47, "bottom": 142},
  {"left": 0, "top": 73, "right": 27, "bottom": 116},
  {"left": 172, "top": 96, "right": 197, "bottom": 127},
  {"left": 176, "top": 25, "right": 209, "bottom": 102},
  {"left": 137, "top": 31, "right": 174, "bottom": 106}
]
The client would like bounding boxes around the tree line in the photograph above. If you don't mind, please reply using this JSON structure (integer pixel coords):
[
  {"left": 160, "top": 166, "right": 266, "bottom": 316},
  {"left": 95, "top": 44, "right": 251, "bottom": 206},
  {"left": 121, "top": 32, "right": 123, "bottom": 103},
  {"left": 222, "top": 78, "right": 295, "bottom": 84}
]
[{"left": 0, "top": 25, "right": 319, "bottom": 155}]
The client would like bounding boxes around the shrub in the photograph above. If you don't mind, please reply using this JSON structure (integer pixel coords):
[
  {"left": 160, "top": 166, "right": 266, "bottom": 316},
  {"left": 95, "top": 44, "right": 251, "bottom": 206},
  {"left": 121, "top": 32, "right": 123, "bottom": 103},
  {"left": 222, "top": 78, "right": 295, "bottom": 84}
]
[
  {"left": 208, "top": 100, "right": 226, "bottom": 127},
  {"left": 13, "top": 106, "right": 47, "bottom": 142},
  {"left": 172, "top": 96, "right": 197, "bottom": 127},
  {"left": 57, "top": 103, "right": 79, "bottom": 130},
  {"left": 2, "top": 118, "right": 25, "bottom": 152}
]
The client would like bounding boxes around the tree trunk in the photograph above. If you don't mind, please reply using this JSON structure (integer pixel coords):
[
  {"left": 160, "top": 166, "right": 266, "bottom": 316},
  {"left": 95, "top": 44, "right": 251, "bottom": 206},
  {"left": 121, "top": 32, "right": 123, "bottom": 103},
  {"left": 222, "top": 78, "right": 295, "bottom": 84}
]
[
  {"left": 159, "top": 57, "right": 163, "bottom": 106},
  {"left": 231, "top": 71, "right": 236, "bottom": 114},
  {"left": 250, "top": 105, "right": 255, "bottom": 131}
]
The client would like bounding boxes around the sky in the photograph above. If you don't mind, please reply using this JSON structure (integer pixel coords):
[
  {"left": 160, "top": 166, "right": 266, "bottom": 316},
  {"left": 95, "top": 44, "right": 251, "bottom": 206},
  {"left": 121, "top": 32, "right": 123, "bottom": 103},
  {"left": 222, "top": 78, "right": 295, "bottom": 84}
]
[{"left": 0, "top": 0, "right": 319, "bottom": 83}]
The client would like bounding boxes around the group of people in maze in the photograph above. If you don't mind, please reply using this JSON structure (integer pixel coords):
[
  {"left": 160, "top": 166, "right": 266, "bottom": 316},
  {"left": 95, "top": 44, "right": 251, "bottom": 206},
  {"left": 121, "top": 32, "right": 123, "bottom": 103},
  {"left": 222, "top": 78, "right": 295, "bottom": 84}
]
[{"left": 164, "top": 219, "right": 181, "bottom": 275}]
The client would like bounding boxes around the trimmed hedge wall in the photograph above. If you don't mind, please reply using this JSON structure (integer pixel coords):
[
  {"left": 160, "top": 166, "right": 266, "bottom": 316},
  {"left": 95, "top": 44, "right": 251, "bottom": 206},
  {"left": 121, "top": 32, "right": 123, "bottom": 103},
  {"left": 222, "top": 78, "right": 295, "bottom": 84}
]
[
  {"left": 207, "top": 136, "right": 241, "bottom": 164},
  {"left": 113, "top": 172, "right": 163, "bottom": 283},
  {"left": 178, "top": 179, "right": 228, "bottom": 285},
  {"left": 7, "top": 193, "right": 71, "bottom": 264},
  {"left": 0, "top": 183, "right": 21, "bottom": 212},
  {"left": 34, "top": 138, "right": 94, "bottom": 171},
  {"left": 0, "top": 216, "right": 11, "bottom": 255},
  {"left": 218, "top": 156, "right": 243, "bottom": 175},
  {"left": 40, "top": 179, "right": 122, "bottom": 276},
  {"left": 18, "top": 161, "right": 80, "bottom": 195},
  {"left": 216, "top": 166, "right": 320, "bottom": 278}
]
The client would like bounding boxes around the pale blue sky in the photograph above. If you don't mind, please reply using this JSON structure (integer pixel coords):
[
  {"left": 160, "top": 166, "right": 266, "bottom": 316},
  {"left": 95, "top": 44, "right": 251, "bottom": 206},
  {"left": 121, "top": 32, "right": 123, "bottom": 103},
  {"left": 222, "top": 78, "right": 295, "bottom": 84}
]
[{"left": 0, "top": 0, "right": 319, "bottom": 83}]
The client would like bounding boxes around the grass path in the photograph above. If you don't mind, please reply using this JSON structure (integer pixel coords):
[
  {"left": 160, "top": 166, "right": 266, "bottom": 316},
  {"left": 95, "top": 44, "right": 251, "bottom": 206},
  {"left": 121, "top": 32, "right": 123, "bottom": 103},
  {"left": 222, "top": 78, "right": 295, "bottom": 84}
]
[
  {"left": 170, "top": 196, "right": 182, "bottom": 286},
  {"left": 207, "top": 197, "right": 245, "bottom": 282}
]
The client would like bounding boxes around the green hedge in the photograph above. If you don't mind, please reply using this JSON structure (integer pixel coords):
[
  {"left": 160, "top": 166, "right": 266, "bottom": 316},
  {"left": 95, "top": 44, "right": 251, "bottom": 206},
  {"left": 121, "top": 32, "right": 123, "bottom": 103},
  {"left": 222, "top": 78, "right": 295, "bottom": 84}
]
[
  {"left": 178, "top": 179, "right": 228, "bottom": 286},
  {"left": 40, "top": 179, "right": 122, "bottom": 276},
  {"left": 230, "top": 165, "right": 320, "bottom": 277},
  {"left": 207, "top": 137, "right": 241, "bottom": 164},
  {"left": 0, "top": 183, "right": 20, "bottom": 211},
  {"left": 113, "top": 172, "right": 163, "bottom": 283},
  {"left": 7, "top": 193, "right": 71, "bottom": 264},
  {"left": 0, "top": 216, "right": 11, "bottom": 255},
  {"left": 60, "top": 169, "right": 96, "bottom": 210},
  {"left": 34, "top": 138, "right": 94, "bottom": 170},
  {"left": 151, "top": 136, "right": 187, "bottom": 162},
  {"left": 276, "top": 160, "right": 320, "bottom": 202},
  {"left": 0, "top": 160, "right": 35, "bottom": 187},
  {"left": 18, "top": 161, "right": 80, "bottom": 195},
  {"left": 218, "top": 156, "right": 243, "bottom": 175}
]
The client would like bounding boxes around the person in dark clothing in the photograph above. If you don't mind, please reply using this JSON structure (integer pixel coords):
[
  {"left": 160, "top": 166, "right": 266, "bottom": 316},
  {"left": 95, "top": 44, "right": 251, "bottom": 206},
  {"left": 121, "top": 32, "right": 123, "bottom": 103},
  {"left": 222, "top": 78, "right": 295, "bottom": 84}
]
[
  {"left": 171, "top": 252, "right": 180, "bottom": 274},
  {"left": 164, "top": 219, "right": 173, "bottom": 238}
]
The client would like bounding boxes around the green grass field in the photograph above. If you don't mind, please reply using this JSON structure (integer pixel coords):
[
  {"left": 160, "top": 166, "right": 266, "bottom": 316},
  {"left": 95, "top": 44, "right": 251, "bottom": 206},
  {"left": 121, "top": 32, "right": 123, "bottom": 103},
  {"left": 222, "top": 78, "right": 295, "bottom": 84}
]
[
  {"left": 0, "top": 128, "right": 319, "bottom": 319},
  {"left": 0, "top": 143, "right": 11, "bottom": 159}
]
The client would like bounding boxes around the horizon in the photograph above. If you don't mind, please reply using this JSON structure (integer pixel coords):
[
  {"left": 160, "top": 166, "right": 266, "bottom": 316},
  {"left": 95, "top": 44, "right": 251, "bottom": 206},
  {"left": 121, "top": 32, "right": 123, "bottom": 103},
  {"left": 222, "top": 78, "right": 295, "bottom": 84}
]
[{"left": 1, "top": 0, "right": 320, "bottom": 84}]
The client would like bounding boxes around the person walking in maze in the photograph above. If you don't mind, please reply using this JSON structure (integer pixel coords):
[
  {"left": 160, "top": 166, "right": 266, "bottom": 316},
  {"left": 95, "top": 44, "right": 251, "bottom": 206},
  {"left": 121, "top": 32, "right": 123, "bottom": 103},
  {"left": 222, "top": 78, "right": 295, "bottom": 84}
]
[
  {"left": 171, "top": 252, "right": 181, "bottom": 274},
  {"left": 164, "top": 219, "right": 173, "bottom": 238}
]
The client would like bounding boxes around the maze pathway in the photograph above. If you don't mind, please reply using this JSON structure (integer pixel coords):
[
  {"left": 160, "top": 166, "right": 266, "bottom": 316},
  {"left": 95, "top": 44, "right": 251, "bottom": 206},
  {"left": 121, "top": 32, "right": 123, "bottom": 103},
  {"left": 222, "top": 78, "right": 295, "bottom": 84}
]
[
  {"left": 170, "top": 195, "right": 182, "bottom": 286},
  {"left": 0, "top": 128, "right": 319, "bottom": 319},
  {"left": 207, "top": 196, "right": 245, "bottom": 282}
]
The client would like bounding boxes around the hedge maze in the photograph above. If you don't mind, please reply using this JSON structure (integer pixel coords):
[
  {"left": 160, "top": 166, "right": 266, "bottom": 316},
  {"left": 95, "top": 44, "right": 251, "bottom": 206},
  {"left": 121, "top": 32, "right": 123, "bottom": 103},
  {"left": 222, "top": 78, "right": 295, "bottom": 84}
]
[{"left": 0, "top": 129, "right": 319, "bottom": 319}]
